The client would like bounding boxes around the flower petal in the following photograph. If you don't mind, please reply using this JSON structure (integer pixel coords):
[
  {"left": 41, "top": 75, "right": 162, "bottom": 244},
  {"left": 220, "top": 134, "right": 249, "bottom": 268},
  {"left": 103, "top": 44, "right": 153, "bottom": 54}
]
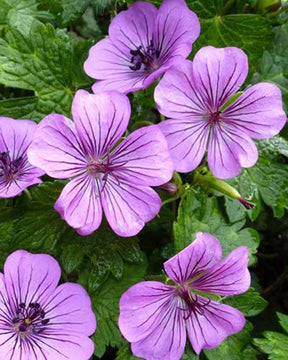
[
  {"left": 54, "top": 174, "right": 103, "bottom": 236},
  {"left": 110, "top": 125, "right": 173, "bottom": 186},
  {"left": 207, "top": 122, "right": 258, "bottom": 179},
  {"left": 28, "top": 114, "right": 87, "bottom": 179},
  {"left": 0, "top": 117, "right": 44, "bottom": 197},
  {"left": 85, "top": 38, "right": 146, "bottom": 94},
  {"left": 102, "top": 177, "right": 161, "bottom": 237},
  {"left": 42, "top": 283, "right": 96, "bottom": 336},
  {"left": 154, "top": 0, "right": 200, "bottom": 62},
  {"left": 158, "top": 119, "right": 209, "bottom": 173},
  {"left": 191, "top": 247, "right": 250, "bottom": 296},
  {"left": 109, "top": 2, "right": 157, "bottom": 56},
  {"left": 186, "top": 298, "right": 246, "bottom": 355},
  {"left": 72, "top": 90, "right": 131, "bottom": 156},
  {"left": 154, "top": 60, "right": 206, "bottom": 119},
  {"left": 25, "top": 332, "right": 95, "bottom": 360},
  {"left": 3, "top": 250, "right": 61, "bottom": 311},
  {"left": 164, "top": 232, "right": 222, "bottom": 284},
  {"left": 192, "top": 47, "right": 248, "bottom": 110},
  {"left": 223, "top": 82, "right": 287, "bottom": 139},
  {"left": 119, "top": 281, "right": 186, "bottom": 360}
]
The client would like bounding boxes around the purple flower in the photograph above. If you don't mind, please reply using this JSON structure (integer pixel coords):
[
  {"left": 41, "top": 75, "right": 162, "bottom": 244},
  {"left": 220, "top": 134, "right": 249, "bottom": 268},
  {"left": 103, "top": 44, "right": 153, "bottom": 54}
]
[
  {"left": 28, "top": 90, "right": 173, "bottom": 237},
  {"left": 0, "top": 250, "right": 96, "bottom": 360},
  {"left": 0, "top": 117, "right": 44, "bottom": 198},
  {"left": 84, "top": 0, "right": 200, "bottom": 94},
  {"left": 119, "top": 232, "right": 250, "bottom": 359},
  {"left": 155, "top": 46, "right": 287, "bottom": 179}
]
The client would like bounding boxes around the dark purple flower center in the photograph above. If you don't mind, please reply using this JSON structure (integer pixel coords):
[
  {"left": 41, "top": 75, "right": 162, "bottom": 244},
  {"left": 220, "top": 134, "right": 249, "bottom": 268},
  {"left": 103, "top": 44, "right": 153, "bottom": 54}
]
[
  {"left": 208, "top": 111, "right": 221, "bottom": 125},
  {"left": 129, "top": 40, "right": 160, "bottom": 73},
  {"left": 177, "top": 287, "right": 210, "bottom": 320},
  {"left": 0, "top": 151, "right": 22, "bottom": 181},
  {"left": 12, "top": 302, "right": 50, "bottom": 337}
]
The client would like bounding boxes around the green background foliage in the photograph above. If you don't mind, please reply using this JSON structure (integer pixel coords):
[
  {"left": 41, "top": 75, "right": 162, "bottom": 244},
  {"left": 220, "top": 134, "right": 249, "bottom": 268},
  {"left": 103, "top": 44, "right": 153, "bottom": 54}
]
[{"left": 0, "top": 0, "right": 287, "bottom": 359}]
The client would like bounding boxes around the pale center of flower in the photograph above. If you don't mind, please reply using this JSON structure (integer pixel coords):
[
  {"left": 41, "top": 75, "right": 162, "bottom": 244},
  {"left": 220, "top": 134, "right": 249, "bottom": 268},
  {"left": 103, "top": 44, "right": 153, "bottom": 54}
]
[
  {"left": 87, "top": 160, "right": 109, "bottom": 176},
  {"left": 177, "top": 286, "right": 210, "bottom": 320},
  {"left": 129, "top": 40, "right": 161, "bottom": 73},
  {"left": 12, "top": 302, "right": 50, "bottom": 337},
  {"left": 0, "top": 151, "right": 22, "bottom": 181}
]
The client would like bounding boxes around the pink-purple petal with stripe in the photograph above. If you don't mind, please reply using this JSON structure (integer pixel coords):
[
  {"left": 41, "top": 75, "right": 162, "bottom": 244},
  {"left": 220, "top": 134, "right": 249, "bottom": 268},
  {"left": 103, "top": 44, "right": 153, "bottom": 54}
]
[
  {"left": 3, "top": 250, "right": 61, "bottom": 312},
  {"left": 102, "top": 177, "right": 161, "bottom": 237},
  {"left": 110, "top": 125, "right": 173, "bottom": 186},
  {"left": 186, "top": 297, "right": 246, "bottom": 355},
  {"left": 119, "top": 281, "right": 186, "bottom": 360},
  {"left": 42, "top": 283, "right": 96, "bottom": 335},
  {"left": 192, "top": 47, "right": 248, "bottom": 110},
  {"left": 164, "top": 232, "right": 222, "bottom": 284},
  {"left": 158, "top": 118, "right": 209, "bottom": 173},
  {"left": 207, "top": 123, "right": 258, "bottom": 179},
  {"left": 191, "top": 247, "right": 250, "bottom": 296},
  {"left": 27, "top": 114, "right": 87, "bottom": 179},
  {"left": 154, "top": 60, "right": 206, "bottom": 119},
  {"left": 222, "top": 82, "right": 287, "bottom": 139},
  {"left": 109, "top": 2, "right": 157, "bottom": 55},
  {"left": 154, "top": 0, "right": 200, "bottom": 63},
  {"left": 72, "top": 90, "right": 130, "bottom": 157},
  {"left": 54, "top": 174, "right": 102, "bottom": 236}
]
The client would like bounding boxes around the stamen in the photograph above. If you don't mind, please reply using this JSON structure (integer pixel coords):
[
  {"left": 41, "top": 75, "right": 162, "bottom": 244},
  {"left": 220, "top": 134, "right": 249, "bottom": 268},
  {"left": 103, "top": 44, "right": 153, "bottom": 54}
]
[{"left": 129, "top": 40, "right": 161, "bottom": 73}]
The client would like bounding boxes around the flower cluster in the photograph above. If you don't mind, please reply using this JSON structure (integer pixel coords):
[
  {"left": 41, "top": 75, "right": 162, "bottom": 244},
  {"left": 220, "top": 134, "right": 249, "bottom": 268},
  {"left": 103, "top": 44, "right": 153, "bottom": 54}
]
[{"left": 0, "top": 0, "right": 286, "bottom": 359}]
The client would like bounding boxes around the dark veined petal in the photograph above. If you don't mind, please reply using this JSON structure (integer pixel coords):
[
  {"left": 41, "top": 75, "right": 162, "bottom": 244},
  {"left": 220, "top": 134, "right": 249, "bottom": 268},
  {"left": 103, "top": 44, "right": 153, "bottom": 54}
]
[
  {"left": 192, "top": 47, "right": 248, "bottom": 111},
  {"left": 119, "top": 281, "right": 186, "bottom": 360},
  {"left": 20, "top": 332, "right": 95, "bottom": 360},
  {"left": 186, "top": 297, "right": 246, "bottom": 355},
  {"left": 54, "top": 174, "right": 103, "bottom": 236},
  {"left": 154, "top": 60, "right": 206, "bottom": 119},
  {"left": 164, "top": 233, "right": 222, "bottom": 284},
  {"left": 191, "top": 247, "right": 250, "bottom": 296},
  {"left": 222, "top": 82, "right": 287, "bottom": 139},
  {"left": 110, "top": 125, "right": 174, "bottom": 186},
  {"left": 154, "top": 0, "right": 200, "bottom": 64},
  {"left": 158, "top": 119, "right": 209, "bottom": 173},
  {"left": 0, "top": 117, "right": 44, "bottom": 198},
  {"left": 3, "top": 251, "right": 61, "bottom": 312},
  {"left": 85, "top": 38, "right": 147, "bottom": 94},
  {"left": 42, "top": 283, "right": 96, "bottom": 336},
  {"left": 72, "top": 90, "right": 131, "bottom": 157},
  {"left": 27, "top": 114, "right": 87, "bottom": 179},
  {"left": 207, "top": 122, "right": 258, "bottom": 179},
  {"left": 109, "top": 2, "right": 157, "bottom": 56},
  {"left": 102, "top": 177, "right": 161, "bottom": 237}
]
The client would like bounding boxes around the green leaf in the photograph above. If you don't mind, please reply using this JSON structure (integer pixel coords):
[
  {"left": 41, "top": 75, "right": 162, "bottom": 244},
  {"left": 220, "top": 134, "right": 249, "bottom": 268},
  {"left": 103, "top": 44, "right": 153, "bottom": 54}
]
[
  {"left": 254, "top": 332, "right": 288, "bottom": 359},
  {"left": 277, "top": 312, "right": 288, "bottom": 333},
  {"left": 253, "top": 312, "right": 288, "bottom": 359},
  {"left": 252, "top": 17, "right": 288, "bottom": 110},
  {"left": 204, "top": 322, "right": 258, "bottom": 360},
  {"left": 0, "top": 0, "right": 53, "bottom": 36},
  {"left": 117, "top": 344, "right": 142, "bottom": 360},
  {"left": 188, "top": 0, "right": 274, "bottom": 74},
  {"left": 60, "top": 243, "right": 85, "bottom": 274},
  {"left": 0, "top": 21, "right": 92, "bottom": 121},
  {"left": 236, "top": 137, "right": 288, "bottom": 219},
  {"left": 60, "top": 0, "right": 91, "bottom": 26},
  {"left": 90, "top": 259, "right": 147, "bottom": 358},
  {"left": 224, "top": 288, "right": 268, "bottom": 317},
  {"left": 174, "top": 188, "right": 259, "bottom": 265}
]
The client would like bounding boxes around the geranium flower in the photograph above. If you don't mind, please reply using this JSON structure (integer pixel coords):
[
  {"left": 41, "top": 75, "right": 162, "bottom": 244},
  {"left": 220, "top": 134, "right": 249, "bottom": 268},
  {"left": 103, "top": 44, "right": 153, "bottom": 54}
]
[
  {"left": 28, "top": 90, "right": 173, "bottom": 237},
  {"left": 0, "top": 117, "right": 44, "bottom": 198},
  {"left": 0, "top": 250, "right": 96, "bottom": 360},
  {"left": 154, "top": 46, "right": 287, "bottom": 179},
  {"left": 119, "top": 232, "right": 250, "bottom": 359},
  {"left": 84, "top": 0, "right": 200, "bottom": 94}
]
